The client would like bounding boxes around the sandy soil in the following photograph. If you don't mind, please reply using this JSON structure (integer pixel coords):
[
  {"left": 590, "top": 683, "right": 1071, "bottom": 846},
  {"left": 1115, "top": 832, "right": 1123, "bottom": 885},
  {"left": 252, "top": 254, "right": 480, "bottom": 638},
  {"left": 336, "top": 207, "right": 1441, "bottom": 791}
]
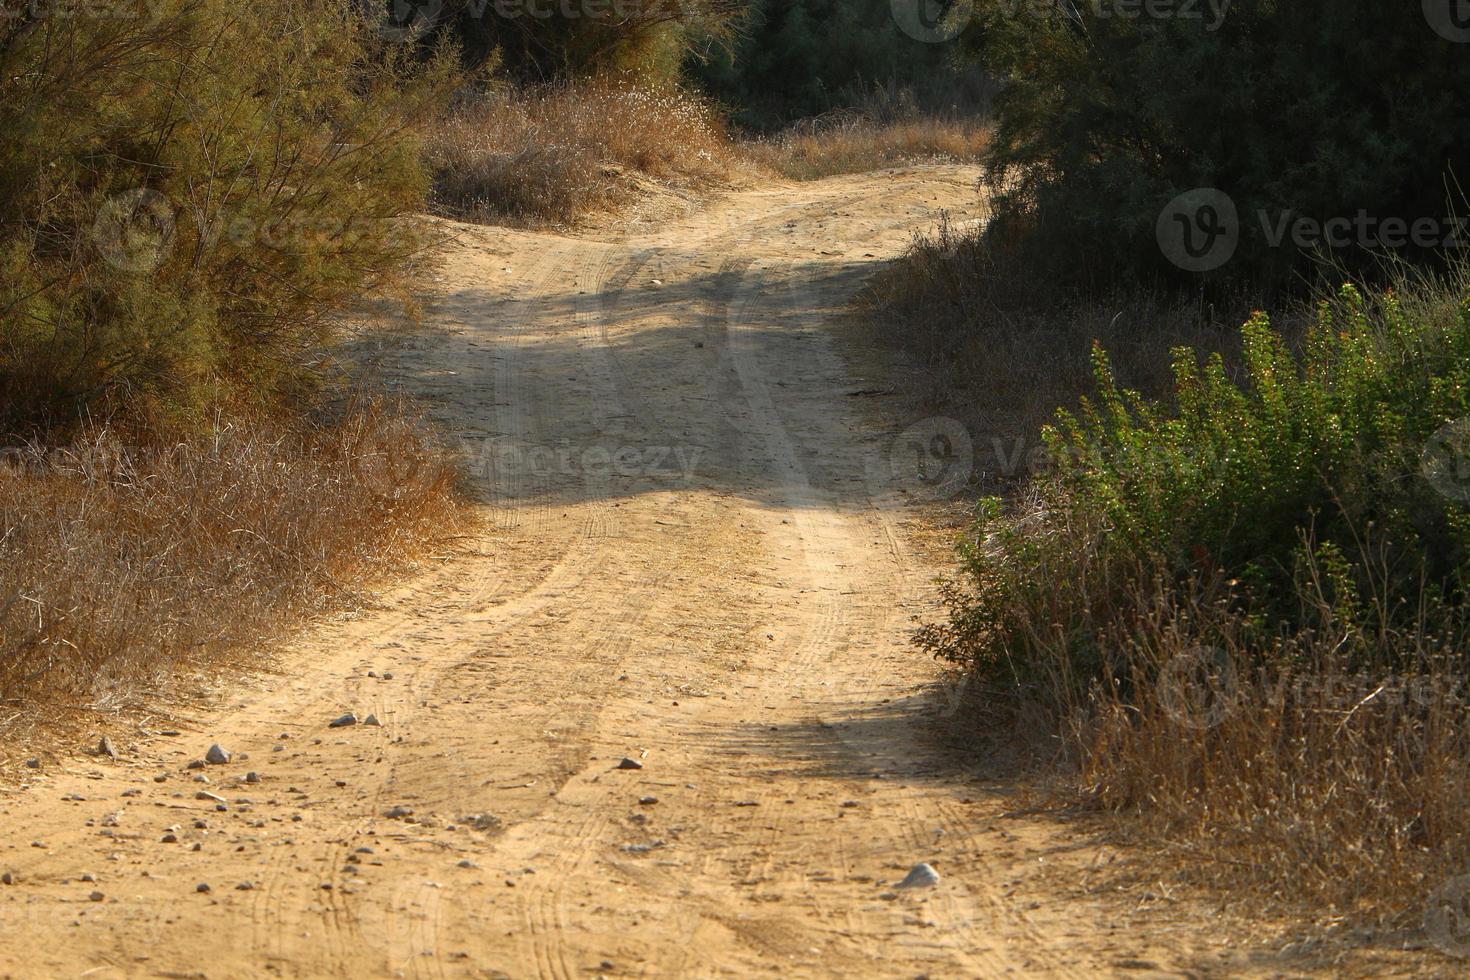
[{"left": 0, "top": 167, "right": 1416, "bottom": 978}]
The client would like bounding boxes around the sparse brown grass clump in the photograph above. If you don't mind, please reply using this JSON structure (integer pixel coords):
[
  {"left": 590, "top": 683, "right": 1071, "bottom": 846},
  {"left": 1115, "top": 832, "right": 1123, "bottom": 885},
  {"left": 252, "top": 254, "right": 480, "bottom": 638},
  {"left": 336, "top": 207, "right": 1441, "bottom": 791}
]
[
  {"left": 0, "top": 398, "right": 464, "bottom": 748},
  {"left": 428, "top": 81, "right": 737, "bottom": 226},
  {"left": 746, "top": 112, "right": 989, "bottom": 181}
]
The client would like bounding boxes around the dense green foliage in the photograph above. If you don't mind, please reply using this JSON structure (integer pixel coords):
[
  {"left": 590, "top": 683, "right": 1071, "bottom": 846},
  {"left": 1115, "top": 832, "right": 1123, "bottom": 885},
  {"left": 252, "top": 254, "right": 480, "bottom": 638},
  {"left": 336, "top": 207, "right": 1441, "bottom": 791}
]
[
  {"left": 689, "top": 0, "right": 987, "bottom": 129},
  {"left": 924, "top": 272, "right": 1470, "bottom": 686},
  {"left": 0, "top": 1, "right": 453, "bottom": 431},
  {"left": 974, "top": 0, "right": 1470, "bottom": 285}
]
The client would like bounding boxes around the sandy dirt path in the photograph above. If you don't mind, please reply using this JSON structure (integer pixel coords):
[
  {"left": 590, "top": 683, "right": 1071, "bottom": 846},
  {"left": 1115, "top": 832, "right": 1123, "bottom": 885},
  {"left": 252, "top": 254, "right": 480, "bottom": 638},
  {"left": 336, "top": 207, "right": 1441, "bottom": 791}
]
[{"left": 0, "top": 167, "right": 1221, "bottom": 978}]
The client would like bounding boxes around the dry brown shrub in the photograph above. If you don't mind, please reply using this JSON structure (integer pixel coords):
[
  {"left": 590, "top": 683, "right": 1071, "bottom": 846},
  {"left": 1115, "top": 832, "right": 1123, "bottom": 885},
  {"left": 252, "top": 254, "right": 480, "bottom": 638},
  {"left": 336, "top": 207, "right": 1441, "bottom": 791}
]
[
  {"left": 746, "top": 113, "right": 990, "bottom": 181},
  {"left": 0, "top": 396, "right": 464, "bottom": 748},
  {"left": 427, "top": 81, "right": 736, "bottom": 226}
]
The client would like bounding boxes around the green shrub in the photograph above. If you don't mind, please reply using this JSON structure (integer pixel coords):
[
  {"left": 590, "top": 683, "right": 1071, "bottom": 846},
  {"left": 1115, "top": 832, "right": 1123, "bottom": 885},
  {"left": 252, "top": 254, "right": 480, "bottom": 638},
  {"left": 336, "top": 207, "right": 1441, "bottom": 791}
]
[
  {"left": 916, "top": 269, "right": 1470, "bottom": 919},
  {"left": 925, "top": 270, "right": 1470, "bottom": 691},
  {"left": 0, "top": 0, "right": 456, "bottom": 432}
]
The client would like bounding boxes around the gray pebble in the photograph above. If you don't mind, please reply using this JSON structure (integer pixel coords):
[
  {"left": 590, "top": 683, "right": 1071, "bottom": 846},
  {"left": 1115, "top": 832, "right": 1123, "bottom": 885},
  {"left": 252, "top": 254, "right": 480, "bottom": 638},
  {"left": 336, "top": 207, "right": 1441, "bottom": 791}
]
[{"left": 896, "top": 863, "right": 940, "bottom": 889}]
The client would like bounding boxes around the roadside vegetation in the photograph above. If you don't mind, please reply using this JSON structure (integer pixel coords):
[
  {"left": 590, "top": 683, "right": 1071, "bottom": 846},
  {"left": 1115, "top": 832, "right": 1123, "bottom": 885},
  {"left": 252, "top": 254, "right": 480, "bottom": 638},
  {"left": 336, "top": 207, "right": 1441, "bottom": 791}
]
[
  {"left": 744, "top": 89, "right": 989, "bottom": 181},
  {"left": 0, "top": 401, "right": 460, "bottom": 738},
  {"left": 428, "top": 80, "right": 736, "bottom": 226},
  {"left": 863, "top": 0, "right": 1470, "bottom": 936},
  {"left": 0, "top": 0, "right": 463, "bottom": 744}
]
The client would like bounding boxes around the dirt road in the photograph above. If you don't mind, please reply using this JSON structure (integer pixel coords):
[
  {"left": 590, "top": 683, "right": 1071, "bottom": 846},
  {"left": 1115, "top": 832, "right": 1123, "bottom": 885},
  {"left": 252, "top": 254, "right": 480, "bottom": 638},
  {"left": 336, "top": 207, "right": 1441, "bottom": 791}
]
[{"left": 0, "top": 167, "right": 1214, "bottom": 978}]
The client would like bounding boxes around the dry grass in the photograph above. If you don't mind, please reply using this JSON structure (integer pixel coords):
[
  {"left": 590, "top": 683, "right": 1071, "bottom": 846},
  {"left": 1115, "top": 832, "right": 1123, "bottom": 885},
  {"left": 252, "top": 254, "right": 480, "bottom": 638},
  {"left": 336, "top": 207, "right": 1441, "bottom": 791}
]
[
  {"left": 976, "top": 518, "right": 1470, "bottom": 930},
  {"left": 746, "top": 112, "right": 989, "bottom": 181},
  {"left": 428, "top": 82, "right": 737, "bottom": 227},
  {"left": 0, "top": 397, "right": 464, "bottom": 752},
  {"left": 857, "top": 216, "right": 1283, "bottom": 489}
]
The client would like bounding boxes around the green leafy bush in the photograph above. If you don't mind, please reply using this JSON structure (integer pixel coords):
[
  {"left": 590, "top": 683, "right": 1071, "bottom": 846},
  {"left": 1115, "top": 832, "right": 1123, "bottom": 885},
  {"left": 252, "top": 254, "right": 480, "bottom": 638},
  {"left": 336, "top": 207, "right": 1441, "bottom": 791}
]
[
  {"left": 917, "top": 270, "right": 1470, "bottom": 919},
  {"left": 925, "top": 274, "right": 1470, "bottom": 686}
]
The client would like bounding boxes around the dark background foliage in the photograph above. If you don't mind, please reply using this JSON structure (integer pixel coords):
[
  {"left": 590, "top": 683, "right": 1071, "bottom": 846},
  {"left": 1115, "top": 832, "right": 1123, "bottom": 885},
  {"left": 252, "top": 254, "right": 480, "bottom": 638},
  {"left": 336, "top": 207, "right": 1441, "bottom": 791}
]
[
  {"left": 686, "top": 0, "right": 990, "bottom": 130},
  {"left": 971, "top": 0, "right": 1470, "bottom": 287}
]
